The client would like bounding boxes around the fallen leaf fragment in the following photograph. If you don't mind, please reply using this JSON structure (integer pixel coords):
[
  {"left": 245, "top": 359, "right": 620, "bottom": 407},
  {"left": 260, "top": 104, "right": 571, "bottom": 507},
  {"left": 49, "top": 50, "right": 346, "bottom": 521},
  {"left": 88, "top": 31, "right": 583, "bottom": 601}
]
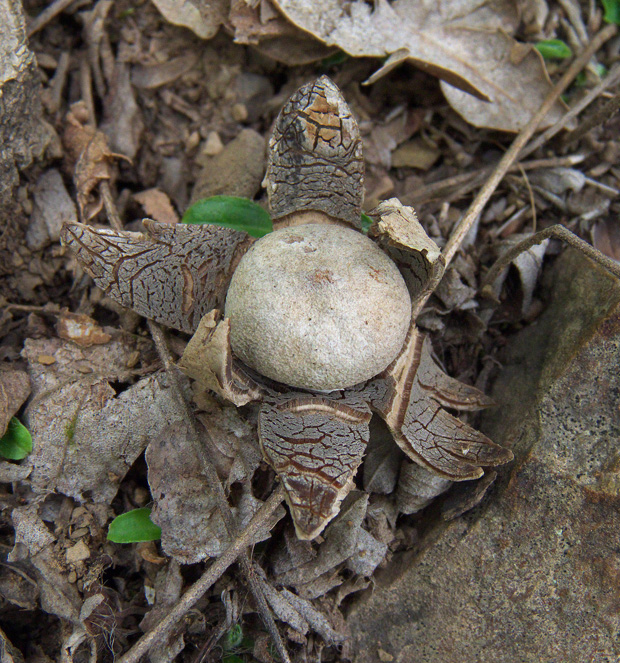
[
  {"left": 101, "top": 63, "right": 144, "bottom": 160},
  {"left": 62, "top": 102, "right": 128, "bottom": 221},
  {"left": 593, "top": 219, "right": 620, "bottom": 262},
  {"left": 0, "top": 368, "right": 30, "bottom": 437},
  {"left": 391, "top": 137, "right": 440, "bottom": 170},
  {"left": 150, "top": 0, "right": 228, "bottom": 39},
  {"left": 22, "top": 336, "right": 180, "bottom": 503},
  {"left": 56, "top": 311, "right": 112, "bottom": 348},
  {"left": 229, "top": 0, "right": 335, "bottom": 64},
  {"left": 271, "top": 0, "right": 567, "bottom": 131},
  {"left": 146, "top": 420, "right": 283, "bottom": 563},
  {"left": 26, "top": 169, "right": 77, "bottom": 251},
  {"left": 133, "top": 188, "right": 179, "bottom": 226}
]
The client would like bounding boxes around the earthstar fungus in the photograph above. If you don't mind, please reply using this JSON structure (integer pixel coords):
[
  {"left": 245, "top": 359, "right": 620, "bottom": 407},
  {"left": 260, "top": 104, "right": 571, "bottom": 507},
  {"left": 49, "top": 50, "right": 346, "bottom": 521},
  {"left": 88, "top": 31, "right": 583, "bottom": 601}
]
[{"left": 61, "top": 76, "right": 513, "bottom": 540}]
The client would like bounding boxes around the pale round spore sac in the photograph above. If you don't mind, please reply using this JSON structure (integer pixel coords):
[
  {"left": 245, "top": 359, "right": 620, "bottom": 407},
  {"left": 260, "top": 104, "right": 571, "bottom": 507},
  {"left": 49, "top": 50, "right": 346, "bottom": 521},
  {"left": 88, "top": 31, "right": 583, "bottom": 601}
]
[{"left": 224, "top": 223, "right": 412, "bottom": 391}]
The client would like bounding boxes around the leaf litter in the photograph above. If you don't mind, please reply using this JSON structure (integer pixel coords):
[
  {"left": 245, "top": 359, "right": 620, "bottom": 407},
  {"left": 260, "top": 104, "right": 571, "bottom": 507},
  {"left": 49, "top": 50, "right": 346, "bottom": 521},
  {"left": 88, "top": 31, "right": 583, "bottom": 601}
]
[{"left": 2, "top": 0, "right": 620, "bottom": 660}]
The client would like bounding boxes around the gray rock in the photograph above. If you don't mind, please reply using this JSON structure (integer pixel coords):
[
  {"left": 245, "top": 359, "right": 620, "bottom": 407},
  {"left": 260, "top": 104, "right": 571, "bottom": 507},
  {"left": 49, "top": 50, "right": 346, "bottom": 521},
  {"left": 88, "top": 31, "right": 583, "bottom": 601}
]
[
  {"left": 26, "top": 169, "right": 77, "bottom": 250},
  {"left": 0, "top": 0, "right": 45, "bottom": 273},
  {"left": 191, "top": 128, "right": 266, "bottom": 202},
  {"left": 347, "top": 249, "right": 620, "bottom": 662}
]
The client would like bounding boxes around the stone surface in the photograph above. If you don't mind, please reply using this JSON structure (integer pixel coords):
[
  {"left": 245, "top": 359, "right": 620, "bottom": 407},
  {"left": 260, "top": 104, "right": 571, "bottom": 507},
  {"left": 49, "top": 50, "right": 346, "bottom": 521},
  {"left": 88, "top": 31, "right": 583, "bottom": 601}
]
[
  {"left": 191, "top": 128, "right": 265, "bottom": 202},
  {"left": 0, "top": 0, "right": 45, "bottom": 275},
  {"left": 347, "top": 249, "right": 620, "bottom": 663}
]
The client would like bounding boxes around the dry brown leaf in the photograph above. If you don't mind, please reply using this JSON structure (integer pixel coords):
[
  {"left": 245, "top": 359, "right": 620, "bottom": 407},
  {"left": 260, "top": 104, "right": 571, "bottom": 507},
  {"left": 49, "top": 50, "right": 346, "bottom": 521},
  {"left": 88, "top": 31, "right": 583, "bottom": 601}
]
[
  {"left": 101, "top": 63, "right": 144, "bottom": 160},
  {"left": 146, "top": 420, "right": 283, "bottom": 563},
  {"left": 133, "top": 189, "right": 179, "bottom": 226},
  {"left": 25, "top": 169, "right": 77, "bottom": 251},
  {"left": 150, "top": 0, "right": 228, "bottom": 39},
  {"left": 56, "top": 311, "right": 112, "bottom": 348},
  {"left": 0, "top": 367, "right": 30, "bottom": 437},
  {"left": 391, "top": 137, "right": 441, "bottom": 170},
  {"left": 62, "top": 102, "right": 128, "bottom": 221},
  {"left": 271, "top": 0, "right": 568, "bottom": 131},
  {"left": 593, "top": 219, "right": 620, "bottom": 262},
  {"left": 362, "top": 417, "right": 403, "bottom": 495},
  {"left": 21, "top": 336, "right": 182, "bottom": 503},
  {"left": 229, "top": 0, "right": 335, "bottom": 64}
]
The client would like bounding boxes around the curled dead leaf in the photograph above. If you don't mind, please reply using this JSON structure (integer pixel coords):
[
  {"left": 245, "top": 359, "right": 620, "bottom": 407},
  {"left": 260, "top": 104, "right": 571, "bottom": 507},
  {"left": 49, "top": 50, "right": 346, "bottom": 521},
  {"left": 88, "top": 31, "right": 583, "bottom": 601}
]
[
  {"left": 62, "top": 102, "right": 129, "bottom": 221},
  {"left": 0, "top": 368, "right": 30, "bottom": 437},
  {"left": 150, "top": 0, "right": 228, "bottom": 39},
  {"left": 271, "top": 0, "right": 568, "bottom": 132},
  {"left": 56, "top": 312, "right": 112, "bottom": 348}
]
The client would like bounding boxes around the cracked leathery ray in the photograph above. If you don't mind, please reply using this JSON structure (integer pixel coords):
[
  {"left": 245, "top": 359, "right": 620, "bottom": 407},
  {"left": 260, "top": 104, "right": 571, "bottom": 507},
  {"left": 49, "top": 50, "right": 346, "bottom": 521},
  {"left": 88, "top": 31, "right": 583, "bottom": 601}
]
[
  {"left": 62, "top": 75, "right": 513, "bottom": 540},
  {"left": 259, "top": 394, "right": 371, "bottom": 540}
]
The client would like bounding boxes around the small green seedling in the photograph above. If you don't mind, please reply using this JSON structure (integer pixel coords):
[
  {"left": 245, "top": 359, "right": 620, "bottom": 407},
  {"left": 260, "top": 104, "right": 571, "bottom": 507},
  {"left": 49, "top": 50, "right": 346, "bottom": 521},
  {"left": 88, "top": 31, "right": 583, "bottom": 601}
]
[
  {"left": 182, "top": 196, "right": 273, "bottom": 238},
  {"left": 183, "top": 195, "right": 374, "bottom": 238},
  {"left": 602, "top": 0, "right": 620, "bottom": 24},
  {"left": 107, "top": 507, "right": 162, "bottom": 543},
  {"left": 535, "top": 39, "right": 573, "bottom": 59},
  {"left": 0, "top": 417, "right": 32, "bottom": 460},
  {"left": 220, "top": 624, "right": 255, "bottom": 663}
]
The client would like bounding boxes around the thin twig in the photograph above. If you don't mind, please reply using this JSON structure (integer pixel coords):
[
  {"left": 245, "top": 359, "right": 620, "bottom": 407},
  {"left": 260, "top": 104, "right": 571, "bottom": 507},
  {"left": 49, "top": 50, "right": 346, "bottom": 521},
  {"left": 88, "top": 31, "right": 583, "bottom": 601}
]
[
  {"left": 27, "top": 0, "right": 82, "bottom": 37},
  {"left": 410, "top": 22, "right": 618, "bottom": 319},
  {"left": 102, "top": 180, "right": 291, "bottom": 662},
  {"left": 117, "top": 485, "right": 286, "bottom": 663},
  {"left": 406, "top": 155, "right": 585, "bottom": 206},
  {"left": 481, "top": 225, "right": 620, "bottom": 290},
  {"left": 442, "top": 24, "right": 617, "bottom": 269},
  {"left": 521, "top": 62, "right": 620, "bottom": 158},
  {"left": 147, "top": 322, "right": 290, "bottom": 662}
]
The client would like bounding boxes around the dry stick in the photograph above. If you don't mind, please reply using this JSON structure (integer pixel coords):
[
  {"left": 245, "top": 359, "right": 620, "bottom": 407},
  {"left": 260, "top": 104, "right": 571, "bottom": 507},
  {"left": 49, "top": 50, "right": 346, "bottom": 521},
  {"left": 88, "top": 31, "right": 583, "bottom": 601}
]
[
  {"left": 482, "top": 224, "right": 620, "bottom": 289},
  {"left": 147, "top": 321, "right": 291, "bottom": 663},
  {"left": 562, "top": 91, "right": 620, "bottom": 148},
  {"left": 408, "top": 24, "right": 619, "bottom": 322},
  {"left": 440, "top": 24, "right": 617, "bottom": 272},
  {"left": 520, "top": 61, "right": 620, "bottom": 160},
  {"left": 27, "top": 0, "right": 80, "bottom": 37},
  {"left": 99, "top": 193, "right": 290, "bottom": 663},
  {"left": 407, "top": 154, "right": 585, "bottom": 206},
  {"left": 117, "top": 485, "right": 286, "bottom": 663}
]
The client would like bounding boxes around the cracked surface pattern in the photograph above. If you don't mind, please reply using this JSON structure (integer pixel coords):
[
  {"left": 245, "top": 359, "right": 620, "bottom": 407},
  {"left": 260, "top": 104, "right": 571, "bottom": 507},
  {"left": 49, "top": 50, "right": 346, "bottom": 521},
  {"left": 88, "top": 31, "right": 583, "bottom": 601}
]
[
  {"left": 366, "top": 328, "right": 512, "bottom": 480},
  {"left": 259, "top": 394, "right": 371, "bottom": 539},
  {"left": 265, "top": 75, "right": 364, "bottom": 227},
  {"left": 61, "top": 219, "right": 248, "bottom": 333}
]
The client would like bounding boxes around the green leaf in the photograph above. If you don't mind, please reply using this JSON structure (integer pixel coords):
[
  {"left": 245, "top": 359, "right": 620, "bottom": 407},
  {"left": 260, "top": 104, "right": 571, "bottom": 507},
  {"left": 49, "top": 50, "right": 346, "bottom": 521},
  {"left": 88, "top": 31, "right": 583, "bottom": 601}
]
[
  {"left": 361, "top": 213, "right": 373, "bottom": 233},
  {"left": 107, "top": 507, "right": 162, "bottom": 543},
  {"left": 320, "top": 50, "right": 349, "bottom": 67},
  {"left": 535, "top": 39, "right": 573, "bottom": 60},
  {"left": 0, "top": 418, "right": 32, "bottom": 460},
  {"left": 182, "top": 196, "right": 273, "bottom": 238},
  {"left": 222, "top": 624, "right": 244, "bottom": 651},
  {"left": 602, "top": 0, "right": 620, "bottom": 24},
  {"left": 222, "top": 656, "right": 244, "bottom": 663}
]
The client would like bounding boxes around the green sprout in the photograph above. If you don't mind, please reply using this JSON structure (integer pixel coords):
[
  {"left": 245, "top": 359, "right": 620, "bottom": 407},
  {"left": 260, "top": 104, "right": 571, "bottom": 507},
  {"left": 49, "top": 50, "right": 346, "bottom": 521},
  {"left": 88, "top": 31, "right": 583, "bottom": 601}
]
[
  {"left": 0, "top": 417, "right": 32, "bottom": 460},
  {"left": 182, "top": 195, "right": 375, "bottom": 237},
  {"left": 107, "top": 507, "right": 162, "bottom": 543},
  {"left": 535, "top": 39, "right": 573, "bottom": 60},
  {"left": 182, "top": 196, "right": 273, "bottom": 238},
  {"left": 602, "top": 0, "right": 620, "bottom": 24}
]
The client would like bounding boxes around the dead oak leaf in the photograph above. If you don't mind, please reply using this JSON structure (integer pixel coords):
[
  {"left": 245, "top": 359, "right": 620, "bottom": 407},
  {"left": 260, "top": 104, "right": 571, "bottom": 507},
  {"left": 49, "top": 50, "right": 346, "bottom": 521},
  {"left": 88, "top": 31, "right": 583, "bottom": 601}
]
[
  {"left": 271, "top": 0, "right": 568, "bottom": 132},
  {"left": 0, "top": 367, "right": 30, "bottom": 437},
  {"left": 229, "top": 0, "right": 336, "bottom": 64},
  {"left": 150, "top": 0, "right": 228, "bottom": 39},
  {"left": 21, "top": 336, "right": 182, "bottom": 504},
  {"left": 133, "top": 188, "right": 179, "bottom": 226},
  {"left": 62, "top": 102, "right": 129, "bottom": 221}
]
